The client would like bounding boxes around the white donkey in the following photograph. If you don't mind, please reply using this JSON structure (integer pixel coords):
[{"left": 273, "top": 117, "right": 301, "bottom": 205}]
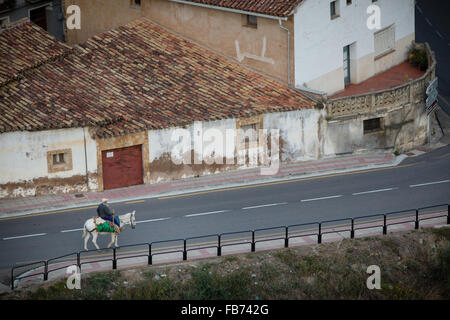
[{"left": 82, "top": 211, "right": 136, "bottom": 251}]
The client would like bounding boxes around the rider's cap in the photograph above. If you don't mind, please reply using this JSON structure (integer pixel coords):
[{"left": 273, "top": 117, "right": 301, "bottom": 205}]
[{"left": 102, "top": 198, "right": 108, "bottom": 203}]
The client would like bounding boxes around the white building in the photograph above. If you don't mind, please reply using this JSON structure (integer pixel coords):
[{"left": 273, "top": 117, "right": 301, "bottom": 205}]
[{"left": 293, "top": 0, "right": 415, "bottom": 95}]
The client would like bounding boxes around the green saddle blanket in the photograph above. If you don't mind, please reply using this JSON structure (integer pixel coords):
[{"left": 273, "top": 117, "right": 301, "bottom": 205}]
[{"left": 97, "top": 222, "right": 116, "bottom": 233}]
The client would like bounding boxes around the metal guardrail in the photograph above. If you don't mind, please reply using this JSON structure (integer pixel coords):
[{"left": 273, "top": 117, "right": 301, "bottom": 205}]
[{"left": 10, "top": 203, "right": 449, "bottom": 289}]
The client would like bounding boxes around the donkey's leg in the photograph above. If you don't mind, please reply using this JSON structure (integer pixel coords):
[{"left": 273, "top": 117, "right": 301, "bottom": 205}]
[
  {"left": 92, "top": 232, "right": 100, "bottom": 250},
  {"left": 114, "top": 234, "right": 119, "bottom": 248},
  {"left": 84, "top": 231, "right": 90, "bottom": 251},
  {"left": 107, "top": 233, "right": 114, "bottom": 248}
]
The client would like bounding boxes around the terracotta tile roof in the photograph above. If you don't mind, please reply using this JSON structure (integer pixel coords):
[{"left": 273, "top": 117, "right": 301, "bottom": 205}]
[
  {"left": 0, "top": 22, "right": 71, "bottom": 86},
  {"left": 0, "top": 18, "right": 316, "bottom": 138},
  {"left": 178, "top": 0, "right": 304, "bottom": 17}
]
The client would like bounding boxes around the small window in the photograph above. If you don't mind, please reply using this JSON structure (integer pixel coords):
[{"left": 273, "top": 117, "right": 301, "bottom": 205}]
[
  {"left": 240, "top": 123, "right": 258, "bottom": 145},
  {"left": 47, "top": 149, "right": 73, "bottom": 173},
  {"left": 246, "top": 15, "right": 257, "bottom": 28},
  {"left": 346, "top": 0, "right": 352, "bottom": 5},
  {"left": 131, "top": 0, "right": 141, "bottom": 7},
  {"left": 53, "top": 153, "right": 65, "bottom": 165},
  {"left": 364, "top": 118, "right": 382, "bottom": 134},
  {"left": 374, "top": 24, "right": 395, "bottom": 58},
  {"left": 330, "top": 1, "right": 340, "bottom": 19}
]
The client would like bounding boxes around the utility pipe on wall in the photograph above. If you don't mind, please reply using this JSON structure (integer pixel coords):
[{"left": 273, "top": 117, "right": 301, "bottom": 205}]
[{"left": 279, "top": 19, "right": 291, "bottom": 87}]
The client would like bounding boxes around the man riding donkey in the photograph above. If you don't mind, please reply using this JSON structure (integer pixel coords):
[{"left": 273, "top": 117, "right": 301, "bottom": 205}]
[{"left": 96, "top": 198, "right": 125, "bottom": 234}]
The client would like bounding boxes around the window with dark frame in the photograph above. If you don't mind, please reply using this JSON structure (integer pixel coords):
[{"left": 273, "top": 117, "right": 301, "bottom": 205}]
[
  {"left": 131, "top": 0, "right": 141, "bottom": 7},
  {"left": 52, "top": 153, "right": 65, "bottom": 165},
  {"left": 330, "top": 1, "right": 339, "bottom": 19},
  {"left": 347, "top": 0, "right": 352, "bottom": 5},
  {"left": 363, "top": 118, "right": 382, "bottom": 134},
  {"left": 247, "top": 15, "right": 257, "bottom": 28}
]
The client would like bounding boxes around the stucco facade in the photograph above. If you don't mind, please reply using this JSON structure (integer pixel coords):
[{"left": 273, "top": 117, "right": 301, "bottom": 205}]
[
  {"left": 0, "top": 127, "right": 97, "bottom": 198},
  {"left": 293, "top": 0, "right": 415, "bottom": 95}
]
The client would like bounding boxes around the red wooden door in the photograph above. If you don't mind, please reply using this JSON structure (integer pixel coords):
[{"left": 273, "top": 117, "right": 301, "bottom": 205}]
[{"left": 102, "top": 145, "right": 143, "bottom": 190}]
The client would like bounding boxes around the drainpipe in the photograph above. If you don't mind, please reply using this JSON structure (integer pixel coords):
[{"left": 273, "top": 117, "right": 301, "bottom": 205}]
[
  {"left": 83, "top": 127, "right": 89, "bottom": 191},
  {"left": 279, "top": 19, "right": 291, "bottom": 87}
]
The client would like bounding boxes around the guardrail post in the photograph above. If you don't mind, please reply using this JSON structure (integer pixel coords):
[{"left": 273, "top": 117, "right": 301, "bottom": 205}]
[
  {"left": 383, "top": 215, "right": 387, "bottom": 235},
  {"left": 44, "top": 261, "right": 48, "bottom": 281},
  {"left": 183, "top": 240, "right": 187, "bottom": 261},
  {"left": 351, "top": 219, "right": 355, "bottom": 239},
  {"left": 148, "top": 244, "right": 152, "bottom": 265},
  {"left": 284, "top": 227, "right": 289, "bottom": 248},
  {"left": 251, "top": 231, "right": 256, "bottom": 252},
  {"left": 77, "top": 252, "right": 81, "bottom": 270},
  {"left": 112, "top": 248, "right": 117, "bottom": 270},
  {"left": 318, "top": 223, "right": 322, "bottom": 244},
  {"left": 217, "top": 235, "right": 222, "bottom": 257},
  {"left": 415, "top": 209, "right": 419, "bottom": 229},
  {"left": 447, "top": 204, "right": 450, "bottom": 225},
  {"left": 11, "top": 268, "right": 14, "bottom": 290}
]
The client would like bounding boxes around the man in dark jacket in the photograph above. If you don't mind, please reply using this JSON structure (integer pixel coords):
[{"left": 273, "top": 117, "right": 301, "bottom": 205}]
[{"left": 97, "top": 198, "right": 120, "bottom": 229}]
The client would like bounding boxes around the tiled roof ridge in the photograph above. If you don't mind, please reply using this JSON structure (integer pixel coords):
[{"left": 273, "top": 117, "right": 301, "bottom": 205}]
[
  {"left": 0, "top": 22, "right": 73, "bottom": 87},
  {"left": 0, "top": 48, "right": 74, "bottom": 88}
]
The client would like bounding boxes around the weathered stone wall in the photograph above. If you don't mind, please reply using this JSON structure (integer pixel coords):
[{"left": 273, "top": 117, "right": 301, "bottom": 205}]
[
  {"left": 323, "top": 42, "right": 435, "bottom": 155},
  {"left": 0, "top": 127, "right": 97, "bottom": 197}
]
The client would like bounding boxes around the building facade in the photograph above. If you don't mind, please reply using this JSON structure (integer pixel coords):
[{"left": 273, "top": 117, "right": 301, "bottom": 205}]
[
  {"left": 63, "top": 0, "right": 415, "bottom": 95},
  {"left": 0, "top": 0, "right": 64, "bottom": 40}
]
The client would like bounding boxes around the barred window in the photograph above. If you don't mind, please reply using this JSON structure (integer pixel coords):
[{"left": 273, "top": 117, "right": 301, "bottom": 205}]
[
  {"left": 374, "top": 24, "right": 395, "bottom": 58},
  {"left": 363, "top": 118, "right": 382, "bottom": 134}
]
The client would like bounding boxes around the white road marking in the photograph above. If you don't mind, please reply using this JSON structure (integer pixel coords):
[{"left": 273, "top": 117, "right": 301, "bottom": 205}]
[
  {"left": 352, "top": 187, "right": 398, "bottom": 196},
  {"left": 416, "top": 5, "right": 423, "bottom": 14},
  {"left": 3, "top": 233, "right": 47, "bottom": 241},
  {"left": 410, "top": 180, "right": 450, "bottom": 188},
  {"left": 436, "top": 30, "right": 444, "bottom": 39},
  {"left": 136, "top": 217, "right": 171, "bottom": 224},
  {"left": 425, "top": 17, "right": 433, "bottom": 26},
  {"left": 242, "top": 202, "right": 287, "bottom": 210},
  {"left": 301, "top": 195, "right": 343, "bottom": 202},
  {"left": 61, "top": 228, "right": 84, "bottom": 233},
  {"left": 185, "top": 211, "right": 228, "bottom": 218}
]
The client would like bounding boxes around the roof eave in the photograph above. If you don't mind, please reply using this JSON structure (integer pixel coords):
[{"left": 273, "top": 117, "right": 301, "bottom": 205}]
[{"left": 167, "top": 0, "right": 288, "bottom": 20}]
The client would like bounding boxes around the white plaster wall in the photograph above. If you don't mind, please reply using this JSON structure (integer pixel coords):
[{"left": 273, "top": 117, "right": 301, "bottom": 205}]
[
  {"left": 263, "top": 109, "right": 324, "bottom": 162},
  {"left": 293, "top": 0, "right": 415, "bottom": 93},
  {"left": 148, "top": 119, "right": 237, "bottom": 165},
  {"left": 0, "top": 127, "right": 97, "bottom": 184}
]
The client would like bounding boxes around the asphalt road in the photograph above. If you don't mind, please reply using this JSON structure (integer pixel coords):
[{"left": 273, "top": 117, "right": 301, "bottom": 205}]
[
  {"left": 0, "top": 145, "right": 449, "bottom": 273},
  {"left": 416, "top": 0, "right": 450, "bottom": 115}
]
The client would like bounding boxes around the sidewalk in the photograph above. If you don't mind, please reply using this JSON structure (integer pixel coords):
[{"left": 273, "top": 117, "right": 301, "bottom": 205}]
[{"left": 0, "top": 152, "right": 406, "bottom": 218}]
